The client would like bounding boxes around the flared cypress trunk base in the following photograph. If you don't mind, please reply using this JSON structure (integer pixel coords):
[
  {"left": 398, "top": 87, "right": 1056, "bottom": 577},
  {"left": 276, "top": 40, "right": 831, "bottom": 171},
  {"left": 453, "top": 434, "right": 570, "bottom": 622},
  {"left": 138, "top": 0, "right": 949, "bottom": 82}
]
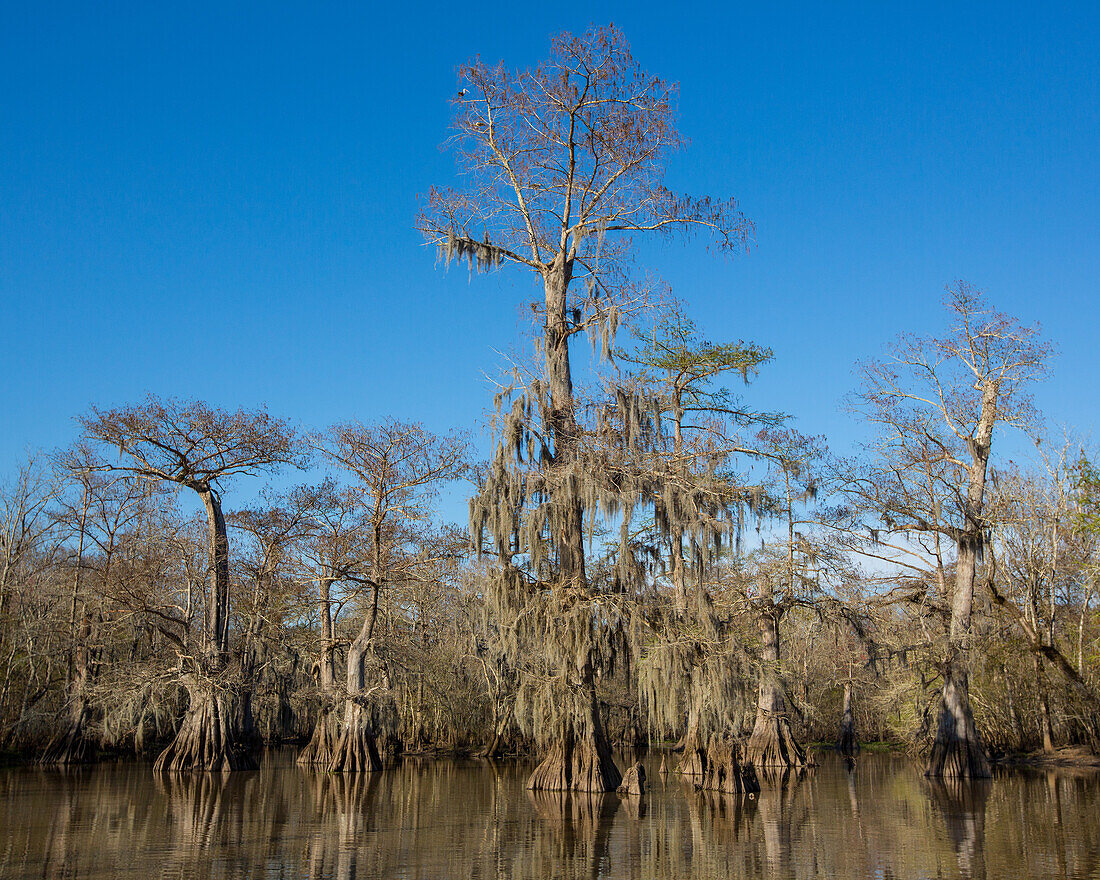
[
  {"left": 297, "top": 706, "right": 341, "bottom": 766},
  {"left": 699, "top": 735, "right": 760, "bottom": 794},
  {"left": 154, "top": 686, "right": 256, "bottom": 772},
  {"left": 527, "top": 729, "right": 622, "bottom": 793},
  {"left": 41, "top": 710, "right": 94, "bottom": 766},
  {"left": 836, "top": 725, "right": 859, "bottom": 758},
  {"left": 616, "top": 761, "right": 646, "bottom": 795},
  {"left": 926, "top": 727, "right": 991, "bottom": 778},
  {"left": 836, "top": 681, "right": 859, "bottom": 756},
  {"left": 676, "top": 730, "right": 706, "bottom": 777},
  {"left": 329, "top": 706, "right": 383, "bottom": 773},
  {"left": 926, "top": 669, "right": 991, "bottom": 778},
  {"left": 745, "top": 708, "right": 809, "bottom": 769}
]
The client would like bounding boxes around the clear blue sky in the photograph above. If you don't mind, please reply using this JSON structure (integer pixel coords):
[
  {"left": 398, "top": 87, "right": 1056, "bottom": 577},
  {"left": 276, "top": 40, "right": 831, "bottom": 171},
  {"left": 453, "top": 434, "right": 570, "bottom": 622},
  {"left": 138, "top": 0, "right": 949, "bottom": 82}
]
[{"left": 3, "top": 1, "right": 1098, "bottom": 510}]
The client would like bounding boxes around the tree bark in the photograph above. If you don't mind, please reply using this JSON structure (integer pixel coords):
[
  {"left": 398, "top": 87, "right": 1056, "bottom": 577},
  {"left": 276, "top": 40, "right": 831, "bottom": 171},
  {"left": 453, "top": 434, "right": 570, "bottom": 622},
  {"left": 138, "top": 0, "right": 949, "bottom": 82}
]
[
  {"left": 544, "top": 258, "right": 587, "bottom": 587},
  {"left": 527, "top": 685, "right": 621, "bottom": 792},
  {"left": 154, "top": 676, "right": 256, "bottom": 772},
  {"left": 1035, "top": 655, "right": 1056, "bottom": 753},
  {"left": 329, "top": 609, "right": 383, "bottom": 773},
  {"left": 676, "top": 699, "right": 706, "bottom": 777},
  {"left": 43, "top": 491, "right": 96, "bottom": 766},
  {"left": 745, "top": 609, "right": 808, "bottom": 769},
  {"left": 524, "top": 259, "right": 620, "bottom": 791},
  {"left": 927, "top": 536, "right": 992, "bottom": 777},
  {"left": 926, "top": 380, "right": 995, "bottom": 779},
  {"left": 41, "top": 615, "right": 95, "bottom": 765},
  {"left": 699, "top": 734, "right": 760, "bottom": 794},
  {"left": 299, "top": 576, "right": 341, "bottom": 765}
]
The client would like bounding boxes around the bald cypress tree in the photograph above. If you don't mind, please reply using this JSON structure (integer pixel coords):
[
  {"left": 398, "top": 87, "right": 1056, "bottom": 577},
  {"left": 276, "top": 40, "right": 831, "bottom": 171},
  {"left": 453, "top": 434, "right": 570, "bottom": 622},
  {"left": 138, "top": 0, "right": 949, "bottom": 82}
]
[
  {"left": 313, "top": 421, "right": 467, "bottom": 773},
  {"left": 77, "top": 396, "right": 301, "bottom": 772},
  {"left": 624, "top": 308, "right": 771, "bottom": 789},
  {"left": 851, "top": 285, "right": 1049, "bottom": 777},
  {"left": 420, "top": 26, "right": 751, "bottom": 791}
]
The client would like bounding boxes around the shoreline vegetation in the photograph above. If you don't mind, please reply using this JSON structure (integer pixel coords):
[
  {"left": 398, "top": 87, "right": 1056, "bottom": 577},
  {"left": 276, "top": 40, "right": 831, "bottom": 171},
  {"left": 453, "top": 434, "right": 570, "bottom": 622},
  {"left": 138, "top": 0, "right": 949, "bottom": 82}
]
[
  {"left": 7, "top": 741, "right": 1100, "bottom": 772},
  {"left": 2, "top": 26, "right": 1098, "bottom": 789}
]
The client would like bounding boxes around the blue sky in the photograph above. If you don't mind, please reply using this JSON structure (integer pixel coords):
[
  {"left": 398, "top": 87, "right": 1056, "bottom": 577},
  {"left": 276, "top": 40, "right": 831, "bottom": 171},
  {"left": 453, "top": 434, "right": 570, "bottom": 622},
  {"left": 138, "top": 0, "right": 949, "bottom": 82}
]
[{"left": 2, "top": 1, "right": 1098, "bottom": 516}]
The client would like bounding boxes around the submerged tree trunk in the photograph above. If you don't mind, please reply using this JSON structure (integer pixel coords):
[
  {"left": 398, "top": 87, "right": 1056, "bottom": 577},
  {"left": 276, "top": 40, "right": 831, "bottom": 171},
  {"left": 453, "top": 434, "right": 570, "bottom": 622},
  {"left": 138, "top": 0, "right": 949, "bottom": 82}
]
[
  {"left": 676, "top": 698, "right": 706, "bottom": 777},
  {"left": 836, "top": 679, "right": 859, "bottom": 757},
  {"left": 238, "top": 629, "right": 261, "bottom": 751},
  {"left": 523, "top": 263, "right": 621, "bottom": 793},
  {"left": 43, "top": 586, "right": 98, "bottom": 765},
  {"left": 43, "top": 490, "right": 96, "bottom": 766},
  {"left": 238, "top": 556, "right": 277, "bottom": 750},
  {"left": 41, "top": 635, "right": 95, "bottom": 766},
  {"left": 157, "top": 488, "right": 254, "bottom": 773},
  {"left": 300, "top": 706, "right": 342, "bottom": 766},
  {"left": 745, "top": 682, "right": 808, "bottom": 770},
  {"left": 479, "top": 701, "right": 515, "bottom": 759},
  {"left": 927, "top": 658, "right": 989, "bottom": 778},
  {"left": 699, "top": 734, "right": 760, "bottom": 794},
  {"left": 745, "top": 610, "right": 808, "bottom": 769},
  {"left": 927, "top": 382, "right": 997, "bottom": 779},
  {"left": 1035, "top": 655, "right": 1056, "bottom": 753},
  {"left": 41, "top": 700, "right": 93, "bottom": 765}
]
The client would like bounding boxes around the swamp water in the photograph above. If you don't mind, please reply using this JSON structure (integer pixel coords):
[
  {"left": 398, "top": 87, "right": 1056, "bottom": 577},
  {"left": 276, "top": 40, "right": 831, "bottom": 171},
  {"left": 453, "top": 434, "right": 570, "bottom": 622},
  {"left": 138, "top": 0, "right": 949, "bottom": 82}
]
[{"left": 1, "top": 750, "right": 1099, "bottom": 879}]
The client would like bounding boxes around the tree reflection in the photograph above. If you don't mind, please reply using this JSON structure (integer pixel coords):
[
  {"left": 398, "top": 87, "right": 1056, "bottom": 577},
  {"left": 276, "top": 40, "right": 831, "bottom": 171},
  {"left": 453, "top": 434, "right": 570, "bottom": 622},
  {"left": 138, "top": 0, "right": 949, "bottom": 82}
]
[
  {"left": 927, "top": 777, "right": 991, "bottom": 880},
  {"left": 526, "top": 790, "right": 620, "bottom": 879},
  {"left": 756, "top": 768, "right": 806, "bottom": 880},
  {"left": 3, "top": 754, "right": 1100, "bottom": 879}
]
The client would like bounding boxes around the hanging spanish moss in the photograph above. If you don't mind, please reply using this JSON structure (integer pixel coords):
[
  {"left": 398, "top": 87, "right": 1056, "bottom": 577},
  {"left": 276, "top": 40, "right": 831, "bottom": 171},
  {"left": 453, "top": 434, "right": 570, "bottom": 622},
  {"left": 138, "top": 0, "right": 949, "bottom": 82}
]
[
  {"left": 472, "top": 377, "right": 682, "bottom": 791},
  {"left": 471, "top": 340, "right": 772, "bottom": 791},
  {"left": 437, "top": 228, "right": 505, "bottom": 274}
]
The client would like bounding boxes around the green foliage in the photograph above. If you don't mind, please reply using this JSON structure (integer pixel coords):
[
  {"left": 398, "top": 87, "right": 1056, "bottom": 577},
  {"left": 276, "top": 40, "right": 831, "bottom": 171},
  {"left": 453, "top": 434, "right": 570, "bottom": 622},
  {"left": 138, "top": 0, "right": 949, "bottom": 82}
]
[{"left": 1073, "top": 454, "right": 1100, "bottom": 540}]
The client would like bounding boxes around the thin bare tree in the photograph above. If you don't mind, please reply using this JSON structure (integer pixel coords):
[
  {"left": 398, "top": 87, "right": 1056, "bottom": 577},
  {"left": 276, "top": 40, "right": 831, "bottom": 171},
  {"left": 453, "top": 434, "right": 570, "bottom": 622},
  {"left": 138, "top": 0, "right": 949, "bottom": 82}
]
[{"left": 849, "top": 284, "right": 1050, "bottom": 777}]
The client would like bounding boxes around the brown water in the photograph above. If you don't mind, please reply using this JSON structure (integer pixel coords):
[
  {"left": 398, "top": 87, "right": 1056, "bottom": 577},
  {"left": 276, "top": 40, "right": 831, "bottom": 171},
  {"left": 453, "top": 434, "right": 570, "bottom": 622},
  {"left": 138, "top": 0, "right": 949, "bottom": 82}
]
[{"left": 1, "top": 750, "right": 1098, "bottom": 879}]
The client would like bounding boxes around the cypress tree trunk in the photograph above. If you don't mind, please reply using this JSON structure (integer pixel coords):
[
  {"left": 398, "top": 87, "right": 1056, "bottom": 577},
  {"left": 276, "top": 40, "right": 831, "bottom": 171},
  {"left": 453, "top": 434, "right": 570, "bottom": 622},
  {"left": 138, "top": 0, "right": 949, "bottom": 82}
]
[
  {"left": 745, "top": 609, "right": 808, "bottom": 769},
  {"left": 154, "top": 676, "right": 255, "bottom": 772},
  {"left": 927, "top": 384, "right": 996, "bottom": 779},
  {"left": 525, "top": 258, "right": 620, "bottom": 793},
  {"left": 479, "top": 708, "right": 512, "bottom": 759},
  {"left": 836, "top": 680, "right": 859, "bottom": 757},
  {"left": 676, "top": 698, "right": 706, "bottom": 777},
  {"left": 927, "top": 536, "right": 992, "bottom": 778},
  {"left": 299, "top": 576, "right": 342, "bottom": 765},
  {"left": 238, "top": 602, "right": 262, "bottom": 749},
  {"left": 41, "top": 620, "right": 95, "bottom": 766},
  {"left": 699, "top": 734, "right": 760, "bottom": 794},
  {"left": 527, "top": 684, "right": 621, "bottom": 792},
  {"left": 1035, "top": 655, "right": 1055, "bottom": 753},
  {"left": 330, "top": 600, "right": 383, "bottom": 773},
  {"left": 156, "top": 487, "right": 255, "bottom": 772},
  {"left": 43, "top": 488, "right": 95, "bottom": 766},
  {"left": 543, "top": 256, "right": 589, "bottom": 588},
  {"left": 928, "top": 380, "right": 998, "bottom": 778}
]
